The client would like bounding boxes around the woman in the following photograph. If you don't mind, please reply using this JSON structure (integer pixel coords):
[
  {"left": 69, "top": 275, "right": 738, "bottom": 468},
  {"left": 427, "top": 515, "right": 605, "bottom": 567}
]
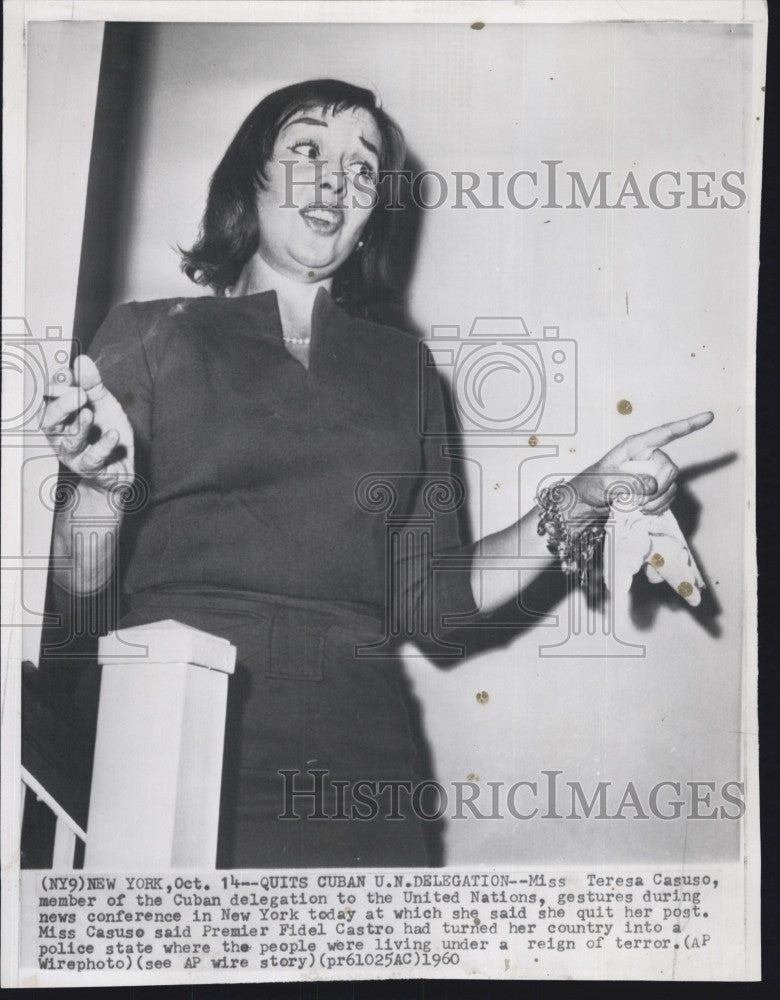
[{"left": 42, "top": 80, "right": 712, "bottom": 867}]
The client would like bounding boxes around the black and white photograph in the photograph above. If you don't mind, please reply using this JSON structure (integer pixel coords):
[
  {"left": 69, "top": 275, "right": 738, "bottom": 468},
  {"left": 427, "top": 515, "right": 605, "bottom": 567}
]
[{"left": 1, "top": 0, "right": 764, "bottom": 985}]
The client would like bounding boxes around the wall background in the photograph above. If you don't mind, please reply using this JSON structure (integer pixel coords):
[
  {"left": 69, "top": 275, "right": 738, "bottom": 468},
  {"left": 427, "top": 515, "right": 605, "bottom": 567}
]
[{"left": 29, "top": 19, "right": 756, "bottom": 863}]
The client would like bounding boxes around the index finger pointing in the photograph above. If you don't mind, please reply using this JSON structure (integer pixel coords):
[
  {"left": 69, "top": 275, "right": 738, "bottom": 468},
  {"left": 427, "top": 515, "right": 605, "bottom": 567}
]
[{"left": 630, "top": 411, "right": 714, "bottom": 452}]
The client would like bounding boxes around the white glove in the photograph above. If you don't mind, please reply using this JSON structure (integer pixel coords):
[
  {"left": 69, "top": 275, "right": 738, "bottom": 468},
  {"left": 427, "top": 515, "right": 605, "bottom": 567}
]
[{"left": 606, "top": 507, "right": 705, "bottom": 607}]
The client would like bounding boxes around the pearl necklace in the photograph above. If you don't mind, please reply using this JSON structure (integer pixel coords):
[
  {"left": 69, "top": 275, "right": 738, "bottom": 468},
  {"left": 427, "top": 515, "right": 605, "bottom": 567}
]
[{"left": 224, "top": 286, "right": 311, "bottom": 345}]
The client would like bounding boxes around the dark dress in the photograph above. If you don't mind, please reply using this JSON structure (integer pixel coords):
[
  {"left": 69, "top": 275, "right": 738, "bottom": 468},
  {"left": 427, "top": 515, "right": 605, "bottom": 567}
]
[{"left": 87, "top": 286, "right": 476, "bottom": 867}]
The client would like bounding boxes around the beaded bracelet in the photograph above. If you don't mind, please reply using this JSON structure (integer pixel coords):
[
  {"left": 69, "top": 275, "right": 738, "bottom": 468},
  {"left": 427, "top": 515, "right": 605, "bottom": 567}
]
[{"left": 536, "top": 480, "right": 606, "bottom": 584}]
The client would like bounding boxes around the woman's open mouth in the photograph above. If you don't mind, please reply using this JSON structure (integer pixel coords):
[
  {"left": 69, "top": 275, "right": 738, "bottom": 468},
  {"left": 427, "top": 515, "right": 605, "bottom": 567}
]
[{"left": 299, "top": 205, "right": 344, "bottom": 236}]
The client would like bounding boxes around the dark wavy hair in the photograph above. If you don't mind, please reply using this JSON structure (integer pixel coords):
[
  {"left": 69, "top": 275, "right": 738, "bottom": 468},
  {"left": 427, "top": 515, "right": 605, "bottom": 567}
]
[{"left": 179, "top": 79, "right": 406, "bottom": 316}]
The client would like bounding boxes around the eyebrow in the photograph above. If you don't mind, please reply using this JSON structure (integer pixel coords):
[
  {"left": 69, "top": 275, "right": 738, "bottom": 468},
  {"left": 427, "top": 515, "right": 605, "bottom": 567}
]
[
  {"left": 285, "top": 116, "right": 328, "bottom": 129},
  {"left": 283, "top": 115, "right": 380, "bottom": 159}
]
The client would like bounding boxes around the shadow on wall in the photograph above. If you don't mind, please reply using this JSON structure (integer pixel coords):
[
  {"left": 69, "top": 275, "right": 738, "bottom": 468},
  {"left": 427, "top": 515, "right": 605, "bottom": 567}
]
[{"left": 73, "top": 22, "right": 149, "bottom": 354}]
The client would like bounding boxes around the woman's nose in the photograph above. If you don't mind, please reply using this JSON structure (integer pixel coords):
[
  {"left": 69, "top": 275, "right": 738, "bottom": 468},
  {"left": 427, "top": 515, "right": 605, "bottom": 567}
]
[{"left": 317, "top": 161, "right": 347, "bottom": 197}]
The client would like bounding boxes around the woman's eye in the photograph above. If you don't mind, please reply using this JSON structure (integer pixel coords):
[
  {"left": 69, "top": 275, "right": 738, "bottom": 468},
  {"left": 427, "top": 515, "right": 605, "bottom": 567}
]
[
  {"left": 289, "top": 141, "right": 320, "bottom": 160},
  {"left": 351, "top": 161, "right": 377, "bottom": 184}
]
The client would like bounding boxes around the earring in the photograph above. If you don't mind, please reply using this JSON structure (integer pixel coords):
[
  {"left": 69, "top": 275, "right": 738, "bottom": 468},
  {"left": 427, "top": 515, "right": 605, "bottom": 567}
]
[{"left": 356, "top": 240, "right": 365, "bottom": 250}]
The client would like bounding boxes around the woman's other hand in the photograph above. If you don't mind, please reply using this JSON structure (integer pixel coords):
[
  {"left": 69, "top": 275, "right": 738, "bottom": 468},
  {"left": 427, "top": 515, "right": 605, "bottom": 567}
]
[
  {"left": 42, "top": 354, "right": 135, "bottom": 490},
  {"left": 571, "top": 411, "right": 714, "bottom": 515}
]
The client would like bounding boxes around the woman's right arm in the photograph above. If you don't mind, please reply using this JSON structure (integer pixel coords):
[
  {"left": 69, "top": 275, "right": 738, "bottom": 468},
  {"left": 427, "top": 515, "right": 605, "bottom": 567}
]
[
  {"left": 43, "top": 354, "right": 135, "bottom": 596},
  {"left": 471, "top": 411, "right": 715, "bottom": 615}
]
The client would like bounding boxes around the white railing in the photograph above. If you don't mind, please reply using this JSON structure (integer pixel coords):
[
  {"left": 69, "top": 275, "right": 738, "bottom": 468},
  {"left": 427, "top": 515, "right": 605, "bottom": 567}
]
[
  {"left": 21, "top": 766, "right": 87, "bottom": 868},
  {"left": 22, "top": 620, "right": 236, "bottom": 870}
]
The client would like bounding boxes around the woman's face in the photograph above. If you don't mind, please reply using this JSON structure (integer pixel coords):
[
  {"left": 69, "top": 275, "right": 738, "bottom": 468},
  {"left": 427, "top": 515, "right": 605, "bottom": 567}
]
[{"left": 254, "top": 105, "right": 382, "bottom": 283}]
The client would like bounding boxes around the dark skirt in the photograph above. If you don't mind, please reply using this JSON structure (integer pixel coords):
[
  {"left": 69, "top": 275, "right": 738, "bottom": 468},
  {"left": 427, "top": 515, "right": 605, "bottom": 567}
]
[{"left": 121, "top": 585, "right": 432, "bottom": 868}]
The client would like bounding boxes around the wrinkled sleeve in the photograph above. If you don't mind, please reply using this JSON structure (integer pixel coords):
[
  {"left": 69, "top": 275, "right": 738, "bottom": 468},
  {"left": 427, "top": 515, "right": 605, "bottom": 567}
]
[{"left": 395, "top": 348, "right": 478, "bottom": 655}]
